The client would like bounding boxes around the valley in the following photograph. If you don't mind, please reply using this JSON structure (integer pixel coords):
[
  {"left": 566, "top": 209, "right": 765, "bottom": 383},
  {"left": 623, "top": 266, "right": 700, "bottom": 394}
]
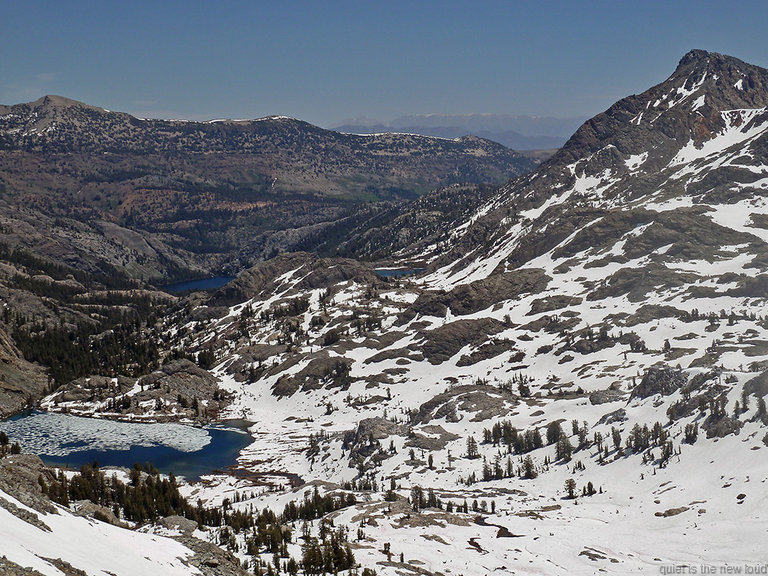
[
  {"left": 0, "top": 97, "right": 540, "bottom": 281},
  {"left": 1, "top": 49, "right": 768, "bottom": 575}
]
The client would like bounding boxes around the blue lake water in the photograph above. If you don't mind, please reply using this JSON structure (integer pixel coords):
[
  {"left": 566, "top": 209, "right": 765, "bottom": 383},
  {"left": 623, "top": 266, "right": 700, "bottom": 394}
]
[
  {"left": 0, "top": 411, "right": 252, "bottom": 480},
  {"left": 375, "top": 268, "right": 426, "bottom": 278},
  {"left": 160, "top": 276, "right": 235, "bottom": 294}
]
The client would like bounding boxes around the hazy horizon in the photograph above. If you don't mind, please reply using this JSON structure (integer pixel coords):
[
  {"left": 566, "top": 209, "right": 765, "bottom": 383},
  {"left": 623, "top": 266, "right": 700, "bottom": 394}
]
[{"left": 2, "top": 1, "right": 767, "bottom": 127}]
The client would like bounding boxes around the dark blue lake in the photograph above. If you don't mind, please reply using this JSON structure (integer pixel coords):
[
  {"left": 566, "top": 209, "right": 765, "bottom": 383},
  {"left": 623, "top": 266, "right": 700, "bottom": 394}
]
[
  {"left": 0, "top": 411, "right": 252, "bottom": 480},
  {"left": 160, "top": 276, "right": 235, "bottom": 294},
  {"left": 375, "top": 268, "right": 426, "bottom": 278}
]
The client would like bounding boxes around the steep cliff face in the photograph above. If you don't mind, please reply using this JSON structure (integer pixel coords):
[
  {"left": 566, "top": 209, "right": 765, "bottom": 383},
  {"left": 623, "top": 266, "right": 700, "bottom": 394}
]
[{"left": 0, "top": 326, "right": 47, "bottom": 417}]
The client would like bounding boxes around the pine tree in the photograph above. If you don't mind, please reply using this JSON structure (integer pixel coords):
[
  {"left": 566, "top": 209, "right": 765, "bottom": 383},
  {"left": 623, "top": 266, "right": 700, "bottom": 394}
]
[
  {"left": 564, "top": 478, "right": 576, "bottom": 499},
  {"left": 556, "top": 433, "right": 573, "bottom": 461},
  {"left": 684, "top": 422, "right": 698, "bottom": 444},
  {"left": 594, "top": 431, "right": 603, "bottom": 452},
  {"left": 410, "top": 486, "right": 425, "bottom": 512},
  {"left": 522, "top": 455, "right": 537, "bottom": 479},
  {"left": 546, "top": 421, "right": 563, "bottom": 445},
  {"left": 466, "top": 435, "right": 479, "bottom": 459},
  {"left": 611, "top": 427, "right": 622, "bottom": 451},
  {"left": 758, "top": 397, "right": 767, "bottom": 424}
]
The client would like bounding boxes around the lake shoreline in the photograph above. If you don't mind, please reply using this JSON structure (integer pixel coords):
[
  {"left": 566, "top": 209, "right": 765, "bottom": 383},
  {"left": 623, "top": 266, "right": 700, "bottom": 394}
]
[{"left": 1, "top": 410, "right": 256, "bottom": 481}]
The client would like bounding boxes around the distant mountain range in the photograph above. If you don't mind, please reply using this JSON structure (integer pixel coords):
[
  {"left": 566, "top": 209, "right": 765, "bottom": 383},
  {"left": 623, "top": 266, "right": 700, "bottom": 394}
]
[
  {"left": 330, "top": 113, "right": 586, "bottom": 150},
  {"left": 0, "top": 96, "right": 540, "bottom": 280}
]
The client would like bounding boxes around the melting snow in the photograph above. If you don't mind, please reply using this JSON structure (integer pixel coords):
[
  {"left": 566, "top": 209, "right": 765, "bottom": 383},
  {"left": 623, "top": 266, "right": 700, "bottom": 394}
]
[
  {"left": 0, "top": 412, "right": 211, "bottom": 456},
  {"left": 624, "top": 151, "right": 648, "bottom": 171},
  {"left": 0, "top": 488, "right": 199, "bottom": 576},
  {"left": 691, "top": 94, "right": 706, "bottom": 111}
]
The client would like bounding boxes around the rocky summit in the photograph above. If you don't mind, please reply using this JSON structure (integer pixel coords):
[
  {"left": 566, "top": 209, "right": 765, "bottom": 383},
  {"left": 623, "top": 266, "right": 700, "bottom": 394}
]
[{"left": 2, "top": 50, "right": 768, "bottom": 575}]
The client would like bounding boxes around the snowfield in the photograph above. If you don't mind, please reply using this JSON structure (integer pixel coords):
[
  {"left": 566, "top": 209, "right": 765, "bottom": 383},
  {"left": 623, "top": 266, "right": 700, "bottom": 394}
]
[
  {"left": 7, "top": 49, "right": 768, "bottom": 576},
  {"left": 0, "top": 485, "right": 200, "bottom": 576}
]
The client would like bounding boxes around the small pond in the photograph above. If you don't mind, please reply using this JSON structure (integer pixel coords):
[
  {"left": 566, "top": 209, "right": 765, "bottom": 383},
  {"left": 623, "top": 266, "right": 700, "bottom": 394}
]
[
  {"left": 0, "top": 411, "right": 252, "bottom": 480},
  {"left": 374, "top": 268, "right": 426, "bottom": 278},
  {"left": 160, "top": 276, "right": 235, "bottom": 294}
]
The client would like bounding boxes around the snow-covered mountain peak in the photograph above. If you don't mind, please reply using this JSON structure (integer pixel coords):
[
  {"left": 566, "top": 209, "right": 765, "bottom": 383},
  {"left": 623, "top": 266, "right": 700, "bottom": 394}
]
[{"left": 418, "top": 51, "right": 768, "bottom": 288}]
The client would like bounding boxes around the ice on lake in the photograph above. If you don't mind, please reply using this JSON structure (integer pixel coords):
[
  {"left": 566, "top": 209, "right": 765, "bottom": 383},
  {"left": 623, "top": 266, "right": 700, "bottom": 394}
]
[{"left": 0, "top": 412, "right": 212, "bottom": 457}]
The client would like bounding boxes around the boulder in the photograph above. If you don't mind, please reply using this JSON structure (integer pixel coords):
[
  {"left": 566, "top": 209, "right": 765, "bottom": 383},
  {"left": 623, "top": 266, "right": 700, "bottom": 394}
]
[
  {"left": 631, "top": 366, "right": 687, "bottom": 399},
  {"left": 160, "top": 515, "right": 198, "bottom": 534}
]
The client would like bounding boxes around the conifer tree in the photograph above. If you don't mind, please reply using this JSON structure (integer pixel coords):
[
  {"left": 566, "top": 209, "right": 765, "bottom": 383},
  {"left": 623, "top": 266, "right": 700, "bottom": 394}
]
[
  {"left": 556, "top": 433, "right": 573, "bottom": 461},
  {"left": 466, "top": 435, "right": 479, "bottom": 459},
  {"left": 522, "top": 455, "right": 537, "bottom": 479},
  {"left": 565, "top": 478, "right": 576, "bottom": 499}
]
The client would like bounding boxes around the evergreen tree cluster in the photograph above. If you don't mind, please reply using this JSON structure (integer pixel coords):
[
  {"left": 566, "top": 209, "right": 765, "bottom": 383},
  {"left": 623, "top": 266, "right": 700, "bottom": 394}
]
[
  {"left": 40, "top": 462, "right": 219, "bottom": 525},
  {"left": 282, "top": 486, "right": 357, "bottom": 522},
  {"left": 409, "top": 486, "right": 441, "bottom": 512},
  {"left": 8, "top": 290, "right": 162, "bottom": 388},
  {"left": 37, "top": 461, "right": 372, "bottom": 575},
  {"left": 625, "top": 422, "right": 670, "bottom": 453},
  {"left": 301, "top": 523, "right": 356, "bottom": 576},
  {"left": 481, "top": 420, "right": 544, "bottom": 454}
]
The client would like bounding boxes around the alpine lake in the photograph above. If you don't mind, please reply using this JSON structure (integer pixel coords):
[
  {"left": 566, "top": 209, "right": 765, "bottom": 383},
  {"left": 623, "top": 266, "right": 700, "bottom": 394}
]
[
  {"left": 5, "top": 269, "right": 424, "bottom": 479},
  {"left": 0, "top": 411, "right": 253, "bottom": 480}
]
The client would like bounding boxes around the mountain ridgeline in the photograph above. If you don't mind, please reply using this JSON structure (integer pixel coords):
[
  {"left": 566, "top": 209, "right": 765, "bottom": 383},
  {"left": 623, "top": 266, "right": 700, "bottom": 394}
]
[
  {"left": 331, "top": 113, "right": 585, "bottom": 150},
  {"left": 428, "top": 49, "right": 768, "bottom": 278},
  {"left": 0, "top": 95, "right": 539, "bottom": 281}
]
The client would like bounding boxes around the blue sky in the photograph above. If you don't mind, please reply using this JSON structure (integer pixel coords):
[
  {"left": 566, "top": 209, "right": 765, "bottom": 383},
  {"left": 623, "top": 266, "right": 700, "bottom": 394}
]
[{"left": 2, "top": 1, "right": 767, "bottom": 126}]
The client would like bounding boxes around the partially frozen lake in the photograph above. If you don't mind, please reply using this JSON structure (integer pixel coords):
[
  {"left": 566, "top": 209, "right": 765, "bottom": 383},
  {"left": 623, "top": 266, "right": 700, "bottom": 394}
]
[{"left": 0, "top": 411, "right": 252, "bottom": 480}]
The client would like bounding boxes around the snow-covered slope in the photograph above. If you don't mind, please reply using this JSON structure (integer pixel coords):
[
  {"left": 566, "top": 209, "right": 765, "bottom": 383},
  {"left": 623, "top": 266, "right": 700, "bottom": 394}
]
[
  {"left": 30, "top": 50, "right": 768, "bottom": 575},
  {"left": 0, "top": 486, "right": 199, "bottom": 575}
]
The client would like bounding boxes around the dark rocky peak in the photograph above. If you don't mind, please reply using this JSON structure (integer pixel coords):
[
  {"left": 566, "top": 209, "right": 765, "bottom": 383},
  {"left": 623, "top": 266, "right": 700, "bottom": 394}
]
[
  {"left": 674, "top": 49, "right": 755, "bottom": 81},
  {"left": 664, "top": 49, "right": 768, "bottom": 108},
  {"left": 676, "top": 48, "right": 712, "bottom": 68},
  {"left": 428, "top": 51, "right": 768, "bottom": 278},
  {"left": 534, "top": 50, "right": 768, "bottom": 176},
  {"left": 33, "top": 94, "right": 101, "bottom": 111}
]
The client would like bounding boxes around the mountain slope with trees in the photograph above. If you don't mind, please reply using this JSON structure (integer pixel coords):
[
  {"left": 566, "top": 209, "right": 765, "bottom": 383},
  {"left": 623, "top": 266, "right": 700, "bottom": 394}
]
[
  {"left": 0, "top": 96, "right": 539, "bottom": 279},
  {"left": 117, "top": 49, "right": 768, "bottom": 574},
  {"left": 4, "top": 50, "right": 768, "bottom": 575}
]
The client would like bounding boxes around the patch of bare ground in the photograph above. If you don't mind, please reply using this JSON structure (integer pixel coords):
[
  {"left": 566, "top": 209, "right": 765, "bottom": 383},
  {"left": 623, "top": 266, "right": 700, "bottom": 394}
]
[
  {"left": 515, "top": 504, "right": 561, "bottom": 519},
  {"left": 655, "top": 506, "right": 689, "bottom": 517},
  {"left": 579, "top": 547, "right": 620, "bottom": 563},
  {"left": 393, "top": 509, "right": 472, "bottom": 529}
]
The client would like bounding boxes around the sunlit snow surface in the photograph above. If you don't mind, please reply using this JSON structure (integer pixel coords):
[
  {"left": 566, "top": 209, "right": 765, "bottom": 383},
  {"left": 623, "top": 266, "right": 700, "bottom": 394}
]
[
  {"left": 0, "top": 412, "right": 211, "bottom": 456},
  {"left": 0, "top": 487, "right": 200, "bottom": 576}
]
